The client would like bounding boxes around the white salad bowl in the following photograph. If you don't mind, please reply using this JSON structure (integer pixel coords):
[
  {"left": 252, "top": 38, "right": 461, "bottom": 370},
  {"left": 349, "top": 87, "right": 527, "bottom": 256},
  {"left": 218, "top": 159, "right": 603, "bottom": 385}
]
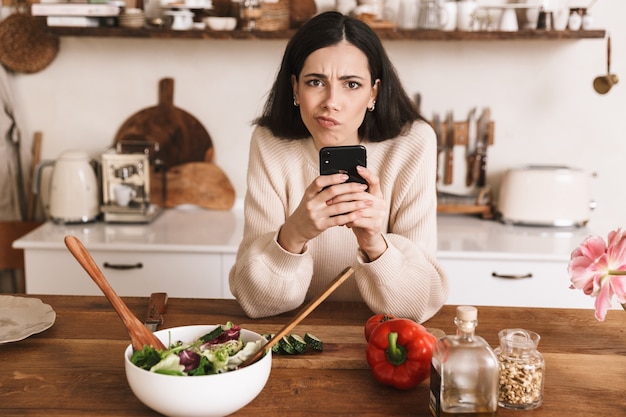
[{"left": 124, "top": 325, "right": 272, "bottom": 417}]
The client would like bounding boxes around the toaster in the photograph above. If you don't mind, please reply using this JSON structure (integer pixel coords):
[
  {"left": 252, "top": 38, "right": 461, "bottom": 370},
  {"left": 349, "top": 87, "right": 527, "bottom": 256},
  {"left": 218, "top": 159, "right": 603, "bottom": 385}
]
[{"left": 497, "top": 165, "right": 595, "bottom": 227}]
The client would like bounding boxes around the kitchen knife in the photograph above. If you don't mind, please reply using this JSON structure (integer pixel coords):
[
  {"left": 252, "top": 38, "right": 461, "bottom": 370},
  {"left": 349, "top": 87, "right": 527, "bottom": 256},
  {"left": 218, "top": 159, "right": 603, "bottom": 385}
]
[
  {"left": 443, "top": 111, "right": 455, "bottom": 185},
  {"left": 145, "top": 292, "right": 168, "bottom": 331},
  {"left": 465, "top": 107, "right": 477, "bottom": 187},
  {"left": 474, "top": 108, "right": 491, "bottom": 188},
  {"left": 432, "top": 112, "right": 443, "bottom": 182}
]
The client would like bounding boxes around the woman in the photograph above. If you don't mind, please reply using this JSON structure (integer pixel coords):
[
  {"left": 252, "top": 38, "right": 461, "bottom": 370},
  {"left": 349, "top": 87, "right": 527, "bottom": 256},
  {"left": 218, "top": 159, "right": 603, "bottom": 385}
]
[{"left": 229, "top": 11, "right": 448, "bottom": 322}]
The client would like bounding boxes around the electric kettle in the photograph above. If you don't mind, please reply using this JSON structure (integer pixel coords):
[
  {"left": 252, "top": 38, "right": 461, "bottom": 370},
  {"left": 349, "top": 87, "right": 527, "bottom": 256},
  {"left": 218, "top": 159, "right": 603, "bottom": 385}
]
[{"left": 33, "top": 150, "right": 100, "bottom": 224}]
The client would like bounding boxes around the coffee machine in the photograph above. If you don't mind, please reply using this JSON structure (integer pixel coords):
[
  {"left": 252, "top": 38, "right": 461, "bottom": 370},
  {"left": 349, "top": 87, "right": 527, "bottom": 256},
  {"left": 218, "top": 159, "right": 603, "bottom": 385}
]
[{"left": 101, "top": 142, "right": 162, "bottom": 223}]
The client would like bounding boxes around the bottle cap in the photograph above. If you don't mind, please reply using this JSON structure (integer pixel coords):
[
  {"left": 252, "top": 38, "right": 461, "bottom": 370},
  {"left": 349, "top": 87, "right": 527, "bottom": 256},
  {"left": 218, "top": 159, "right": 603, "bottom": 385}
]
[{"left": 456, "top": 305, "right": 477, "bottom": 321}]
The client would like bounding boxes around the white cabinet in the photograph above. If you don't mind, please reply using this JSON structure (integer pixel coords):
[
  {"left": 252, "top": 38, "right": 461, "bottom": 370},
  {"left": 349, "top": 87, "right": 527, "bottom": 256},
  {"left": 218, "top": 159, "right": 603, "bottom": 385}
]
[
  {"left": 14, "top": 207, "right": 243, "bottom": 299},
  {"left": 439, "top": 257, "right": 593, "bottom": 309},
  {"left": 436, "top": 215, "right": 610, "bottom": 310},
  {"left": 24, "top": 248, "right": 224, "bottom": 297}
]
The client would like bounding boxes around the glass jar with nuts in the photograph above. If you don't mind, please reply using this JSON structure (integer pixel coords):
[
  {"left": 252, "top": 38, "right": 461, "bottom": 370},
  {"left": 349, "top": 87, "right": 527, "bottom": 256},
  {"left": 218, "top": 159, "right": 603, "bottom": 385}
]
[{"left": 495, "top": 328, "right": 545, "bottom": 410}]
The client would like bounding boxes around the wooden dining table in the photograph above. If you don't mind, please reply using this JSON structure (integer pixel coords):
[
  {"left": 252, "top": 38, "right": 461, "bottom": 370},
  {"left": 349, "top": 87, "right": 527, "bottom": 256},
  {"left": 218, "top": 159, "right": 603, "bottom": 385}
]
[{"left": 1, "top": 294, "right": 625, "bottom": 416}]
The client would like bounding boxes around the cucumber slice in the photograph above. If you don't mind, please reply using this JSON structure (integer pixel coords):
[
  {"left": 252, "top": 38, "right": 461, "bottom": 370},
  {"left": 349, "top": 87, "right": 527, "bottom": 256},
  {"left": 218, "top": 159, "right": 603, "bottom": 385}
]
[
  {"left": 199, "top": 326, "right": 224, "bottom": 343},
  {"left": 278, "top": 335, "right": 297, "bottom": 354},
  {"left": 304, "top": 333, "right": 323, "bottom": 351},
  {"left": 288, "top": 334, "right": 308, "bottom": 353}
]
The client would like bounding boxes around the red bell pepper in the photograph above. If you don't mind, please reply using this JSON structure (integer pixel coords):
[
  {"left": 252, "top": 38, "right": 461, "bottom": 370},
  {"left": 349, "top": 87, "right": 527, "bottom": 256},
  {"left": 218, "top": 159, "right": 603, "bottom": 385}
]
[
  {"left": 365, "top": 318, "right": 436, "bottom": 390},
  {"left": 364, "top": 313, "right": 396, "bottom": 342}
]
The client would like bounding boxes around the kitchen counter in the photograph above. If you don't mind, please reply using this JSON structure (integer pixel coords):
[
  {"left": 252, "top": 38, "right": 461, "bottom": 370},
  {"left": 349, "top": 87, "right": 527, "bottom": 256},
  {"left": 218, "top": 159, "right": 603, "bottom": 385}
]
[
  {"left": 436, "top": 214, "right": 592, "bottom": 262},
  {"left": 2, "top": 295, "right": 624, "bottom": 416},
  {"left": 13, "top": 206, "right": 244, "bottom": 254},
  {"left": 14, "top": 209, "right": 598, "bottom": 306},
  {"left": 15, "top": 208, "right": 592, "bottom": 260}
]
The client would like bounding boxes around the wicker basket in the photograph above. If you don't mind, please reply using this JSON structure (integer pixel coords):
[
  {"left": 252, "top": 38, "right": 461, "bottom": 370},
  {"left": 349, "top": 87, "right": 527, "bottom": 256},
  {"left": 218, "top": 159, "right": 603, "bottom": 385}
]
[
  {"left": 0, "top": 13, "right": 60, "bottom": 74},
  {"left": 257, "top": 0, "right": 290, "bottom": 31}
]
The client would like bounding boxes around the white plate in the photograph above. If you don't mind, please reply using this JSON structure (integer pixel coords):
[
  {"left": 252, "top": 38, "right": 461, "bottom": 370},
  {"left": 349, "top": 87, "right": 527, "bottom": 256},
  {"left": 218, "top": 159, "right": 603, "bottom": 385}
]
[
  {"left": 479, "top": 4, "right": 541, "bottom": 9},
  {"left": 0, "top": 295, "right": 56, "bottom": 344},
  {"left": 160, "top": 0, "right": 212, "bottom": 9}
]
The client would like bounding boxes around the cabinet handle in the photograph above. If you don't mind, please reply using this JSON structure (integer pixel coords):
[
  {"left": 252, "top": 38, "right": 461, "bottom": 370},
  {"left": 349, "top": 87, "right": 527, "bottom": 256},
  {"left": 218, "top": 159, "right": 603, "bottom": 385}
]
[
  {"left": 103, "top": 262, "right": 143, "bottom": 270},
  {"left": 492, "top": 272, "right": 532, "bottom": 280}
]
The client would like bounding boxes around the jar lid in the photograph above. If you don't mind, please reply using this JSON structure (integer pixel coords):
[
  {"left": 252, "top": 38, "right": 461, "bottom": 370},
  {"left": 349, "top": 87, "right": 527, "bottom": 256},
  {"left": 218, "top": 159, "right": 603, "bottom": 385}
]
[{"left": 498, "top": 328, "right": 540, "bottom": 350}]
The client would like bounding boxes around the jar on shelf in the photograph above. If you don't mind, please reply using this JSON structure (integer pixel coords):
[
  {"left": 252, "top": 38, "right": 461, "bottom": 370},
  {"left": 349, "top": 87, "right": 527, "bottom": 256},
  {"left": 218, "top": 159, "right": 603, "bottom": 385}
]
[
  {"left": 495, "top": 328, "right": 545, "bottom": 410},
  {"left": 568, "top": 7, "right": 584, "bottom": 31}
]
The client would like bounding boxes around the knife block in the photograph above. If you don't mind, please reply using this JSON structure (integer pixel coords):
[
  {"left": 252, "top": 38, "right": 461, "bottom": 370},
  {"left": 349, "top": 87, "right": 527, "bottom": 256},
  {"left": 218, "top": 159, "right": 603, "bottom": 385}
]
[
  {"left": 445, "top": 120, "right": 495, "bottom": 147},
  {"left": 436, "top": 119, "right": 495, "bottom": 219}
]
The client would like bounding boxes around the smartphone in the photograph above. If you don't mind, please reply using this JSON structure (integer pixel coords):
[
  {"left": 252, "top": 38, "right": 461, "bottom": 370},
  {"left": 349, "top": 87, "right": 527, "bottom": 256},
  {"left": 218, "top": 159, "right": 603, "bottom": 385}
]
[{"left": 319, "top": 145, "right": 367, "bottom": 186}]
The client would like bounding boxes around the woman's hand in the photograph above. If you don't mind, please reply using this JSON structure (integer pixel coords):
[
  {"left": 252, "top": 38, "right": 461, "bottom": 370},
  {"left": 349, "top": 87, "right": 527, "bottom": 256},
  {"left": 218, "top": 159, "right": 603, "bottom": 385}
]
[
  {"left": 341, "top": 166, "right": 388, "bottom": 261},
  {"left": 277, "top": 172, "right": 373, "bottom": 254}
]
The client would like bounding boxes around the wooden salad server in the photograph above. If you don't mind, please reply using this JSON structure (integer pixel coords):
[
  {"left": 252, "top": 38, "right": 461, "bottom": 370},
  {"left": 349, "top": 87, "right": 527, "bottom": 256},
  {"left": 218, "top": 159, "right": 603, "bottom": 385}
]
[
  {"left": 239, "top": 266, "right": 354, "bottom": 368},
  {"left": 64, "top": 235, "right": 166, "bottom": 351}
]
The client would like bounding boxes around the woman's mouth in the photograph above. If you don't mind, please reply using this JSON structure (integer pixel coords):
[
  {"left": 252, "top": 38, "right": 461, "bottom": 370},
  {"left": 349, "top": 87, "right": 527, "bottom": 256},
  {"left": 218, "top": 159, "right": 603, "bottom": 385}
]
[{"left": 315, "top": 116, "right": 339, "bottom": 128}]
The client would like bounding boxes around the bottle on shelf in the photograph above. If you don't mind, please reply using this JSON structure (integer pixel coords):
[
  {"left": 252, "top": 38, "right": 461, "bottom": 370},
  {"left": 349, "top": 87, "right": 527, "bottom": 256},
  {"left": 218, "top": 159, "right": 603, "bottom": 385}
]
[{"left": 429, "top": 305, "right": 499, "bottom": 417}]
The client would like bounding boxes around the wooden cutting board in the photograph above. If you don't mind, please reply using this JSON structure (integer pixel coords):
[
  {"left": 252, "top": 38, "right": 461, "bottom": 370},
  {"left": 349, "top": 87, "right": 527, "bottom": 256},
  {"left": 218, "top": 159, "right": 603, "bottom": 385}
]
[
  {"left": 151, "top": 162, "right": 235, "bottom": 210},
  {"left": 114, "top": 77, "right": 214, "bottom": 168},
  {"left": 114, "top": 78, "right": 237, "bottom": 210},
  {"left": 239, "top": 323, "right": 443, "bottom": 370},
  {"left": 241, "top": 324, "right": 368, "bottom": 370}
]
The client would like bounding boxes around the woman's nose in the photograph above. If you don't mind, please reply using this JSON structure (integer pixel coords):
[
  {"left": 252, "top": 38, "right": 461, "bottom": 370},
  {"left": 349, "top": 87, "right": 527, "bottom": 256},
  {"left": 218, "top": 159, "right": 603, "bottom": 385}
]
[{"left": 322, "top": 85, "right": 340, "bottom": 111}]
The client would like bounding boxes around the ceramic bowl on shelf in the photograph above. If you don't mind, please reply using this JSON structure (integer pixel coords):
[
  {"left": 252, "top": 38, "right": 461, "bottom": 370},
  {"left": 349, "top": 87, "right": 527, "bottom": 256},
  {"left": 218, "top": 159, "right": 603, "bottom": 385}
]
[
  {"left": 204, "top": 16, "right": 237, "bottom": 31},
  {"left": 163, "top": 9, "right": 194, "bottom": 30},
  {"left": 119, "top": 8, "right": 145, "bottom": 28},
  {"left": 124, "top": 325, "right": 271, "bottom": 417}
]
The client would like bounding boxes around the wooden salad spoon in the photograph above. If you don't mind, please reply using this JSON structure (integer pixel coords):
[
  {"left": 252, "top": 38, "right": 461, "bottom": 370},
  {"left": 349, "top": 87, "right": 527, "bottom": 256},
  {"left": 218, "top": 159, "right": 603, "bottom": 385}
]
[
  {"left": 239, "top": 266, "right": 354, "bottom": 368},
  {"left": 64, "top": 235, "right": 166, "bottom": 351}
]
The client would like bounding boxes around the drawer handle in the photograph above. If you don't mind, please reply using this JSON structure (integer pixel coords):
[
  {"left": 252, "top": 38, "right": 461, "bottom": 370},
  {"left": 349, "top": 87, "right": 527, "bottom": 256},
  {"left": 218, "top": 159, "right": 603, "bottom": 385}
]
[
  {"left": 103, "top": 262, "right": 143, "bottom": 270},
  {"left": 492, "top": 272, "right": 533, "bottom": 280}
]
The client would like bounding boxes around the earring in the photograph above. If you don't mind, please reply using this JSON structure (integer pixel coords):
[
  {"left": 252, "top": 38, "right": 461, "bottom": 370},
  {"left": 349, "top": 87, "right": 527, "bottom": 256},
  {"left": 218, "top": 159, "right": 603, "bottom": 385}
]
[
  {"left": 368, "top": 100, "right": 376, "bottom": 112},
  {"left": 293, "top": 96, "right": 299, "bottom": 107}
]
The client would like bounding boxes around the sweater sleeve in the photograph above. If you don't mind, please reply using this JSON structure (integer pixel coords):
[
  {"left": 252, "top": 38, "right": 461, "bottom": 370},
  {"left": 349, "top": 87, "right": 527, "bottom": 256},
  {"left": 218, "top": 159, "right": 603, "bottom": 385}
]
[
  {"left": 352, "top": 121, "right": 449, "bottom": 323},
  {"left": 228, "top": 127, "right": 315, "bottom": 318}
]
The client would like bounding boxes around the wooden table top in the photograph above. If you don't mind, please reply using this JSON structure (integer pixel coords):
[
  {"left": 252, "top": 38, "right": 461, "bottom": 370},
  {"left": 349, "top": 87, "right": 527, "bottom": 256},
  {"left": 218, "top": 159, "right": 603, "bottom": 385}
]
[{"left": 1, "top": 295, "right": 625, "bottom": 416}]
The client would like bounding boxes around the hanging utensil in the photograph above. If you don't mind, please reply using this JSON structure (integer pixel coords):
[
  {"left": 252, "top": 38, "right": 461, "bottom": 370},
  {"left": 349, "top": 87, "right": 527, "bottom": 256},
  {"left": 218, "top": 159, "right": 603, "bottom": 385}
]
[
  {"left": 64, "top": 235, "right": 166, "bottom": 351},
  {"left": 5, "top": 111, "right": 27, "bottom": 220},
  {"left": 593, "top": 35, "right": 619, "bottom": 94},
  {"left": 239, "top": 266, "right": 354, "bottom": 368}
]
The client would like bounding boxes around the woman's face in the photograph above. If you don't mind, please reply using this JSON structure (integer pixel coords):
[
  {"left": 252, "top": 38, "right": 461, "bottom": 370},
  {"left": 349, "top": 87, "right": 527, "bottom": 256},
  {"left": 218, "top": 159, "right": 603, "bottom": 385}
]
[{"left": 292, "top": 41, "right": 379, "bottom": 150}]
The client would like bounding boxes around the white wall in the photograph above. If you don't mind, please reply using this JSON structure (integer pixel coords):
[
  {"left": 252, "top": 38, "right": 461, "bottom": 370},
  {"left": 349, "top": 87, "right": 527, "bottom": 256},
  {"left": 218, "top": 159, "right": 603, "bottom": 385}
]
[{"left": 7, "top": 0, "right": 625, "bottom": 236}]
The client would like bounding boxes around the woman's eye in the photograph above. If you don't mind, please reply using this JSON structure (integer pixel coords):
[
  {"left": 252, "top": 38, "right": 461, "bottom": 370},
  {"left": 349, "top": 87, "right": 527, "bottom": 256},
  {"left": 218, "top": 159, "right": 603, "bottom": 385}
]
[
  {"left": 346, "top": 81, "right": 361, "bottom": 90},
  {"left": 306, "top": 79, "right": 323, "bottom": 87}
]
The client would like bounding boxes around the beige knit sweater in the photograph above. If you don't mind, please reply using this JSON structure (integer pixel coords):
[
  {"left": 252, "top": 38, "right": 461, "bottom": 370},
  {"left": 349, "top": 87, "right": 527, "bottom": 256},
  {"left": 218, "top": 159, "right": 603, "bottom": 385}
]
[{"left": 229, "top": 120, "right": 448, "bottom": 322}]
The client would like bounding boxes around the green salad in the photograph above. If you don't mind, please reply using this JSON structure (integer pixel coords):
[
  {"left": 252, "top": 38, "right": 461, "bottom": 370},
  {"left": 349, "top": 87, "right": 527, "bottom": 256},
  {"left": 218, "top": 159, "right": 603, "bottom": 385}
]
[{"left": 130, "top": 322, "right": 263, "bottom": 376}]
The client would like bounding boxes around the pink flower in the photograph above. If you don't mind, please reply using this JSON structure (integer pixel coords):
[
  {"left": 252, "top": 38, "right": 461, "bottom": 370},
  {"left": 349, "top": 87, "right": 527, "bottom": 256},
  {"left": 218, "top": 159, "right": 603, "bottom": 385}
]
[{"left": 568, "top": 228, "right": 626, "bottom": 321}]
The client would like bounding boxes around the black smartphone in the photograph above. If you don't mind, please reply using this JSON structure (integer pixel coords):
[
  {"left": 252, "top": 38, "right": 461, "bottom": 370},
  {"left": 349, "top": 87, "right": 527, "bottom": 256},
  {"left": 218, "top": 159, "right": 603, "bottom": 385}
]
[{"left": 319, "top": 145, "right": 367, "bottom": 186}]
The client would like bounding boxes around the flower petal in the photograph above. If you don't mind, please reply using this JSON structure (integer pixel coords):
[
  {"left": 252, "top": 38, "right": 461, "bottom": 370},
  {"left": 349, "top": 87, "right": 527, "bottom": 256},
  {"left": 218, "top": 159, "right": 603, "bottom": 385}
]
[{"left": 593, "top": 279, "right": 613, "bottom": 321}]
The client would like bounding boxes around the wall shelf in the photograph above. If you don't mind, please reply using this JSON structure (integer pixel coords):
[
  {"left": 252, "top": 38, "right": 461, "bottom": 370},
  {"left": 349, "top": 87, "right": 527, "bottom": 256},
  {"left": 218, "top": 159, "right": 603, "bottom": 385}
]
[{"left": 47, "top": 26, "right": 606, "bottom": 41}]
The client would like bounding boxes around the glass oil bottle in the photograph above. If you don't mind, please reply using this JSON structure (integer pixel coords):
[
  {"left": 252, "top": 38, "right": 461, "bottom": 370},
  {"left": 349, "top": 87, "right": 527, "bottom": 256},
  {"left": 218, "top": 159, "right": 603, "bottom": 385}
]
[{"left": 429, "top": 306, "right": 499, "bottom": 417}]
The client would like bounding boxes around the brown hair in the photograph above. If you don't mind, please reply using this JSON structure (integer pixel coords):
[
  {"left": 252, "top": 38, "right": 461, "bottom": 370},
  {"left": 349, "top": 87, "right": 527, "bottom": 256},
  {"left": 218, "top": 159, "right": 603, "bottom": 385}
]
[{"left": 256, "top": 11, "right": 423, "bottom": 142}]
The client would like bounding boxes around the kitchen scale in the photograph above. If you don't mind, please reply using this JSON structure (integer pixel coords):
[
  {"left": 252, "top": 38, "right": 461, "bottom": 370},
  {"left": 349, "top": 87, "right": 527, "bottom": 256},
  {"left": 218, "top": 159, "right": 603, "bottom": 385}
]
[{"left": 100, "top": 142, "right": 163, "bottom": 223}]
